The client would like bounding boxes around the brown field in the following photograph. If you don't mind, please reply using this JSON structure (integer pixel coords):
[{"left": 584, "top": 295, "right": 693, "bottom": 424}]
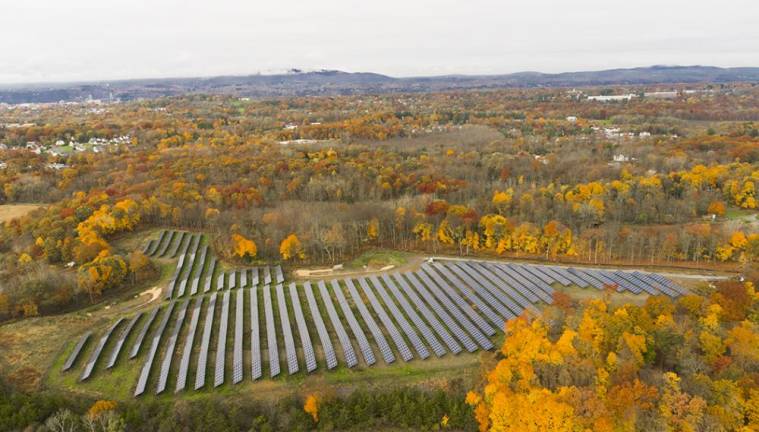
[{"left": 0, "top": 204, "right": 43, "bottom": 223}]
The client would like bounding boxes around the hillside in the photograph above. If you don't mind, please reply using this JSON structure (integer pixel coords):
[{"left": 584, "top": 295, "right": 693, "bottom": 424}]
[{"left": 1, "top": 65, "right": 758, "bottom": 104}]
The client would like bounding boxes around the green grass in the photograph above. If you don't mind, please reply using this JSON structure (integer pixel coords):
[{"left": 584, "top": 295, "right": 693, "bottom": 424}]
[
  {"left": 346, "top": 249, "right": 411, "bottom": 270},
  {"left": 724, "top": 207, "right": 758, "bottom": 221}
]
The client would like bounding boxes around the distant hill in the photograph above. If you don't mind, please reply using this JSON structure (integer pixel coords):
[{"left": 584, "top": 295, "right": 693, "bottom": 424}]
[{"left": 1, "top": 66, "right": 758, "bottom": 104}]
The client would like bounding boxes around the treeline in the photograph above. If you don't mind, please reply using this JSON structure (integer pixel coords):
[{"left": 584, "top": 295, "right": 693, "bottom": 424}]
[{"left": 0, "top": 385, "right": 475, "bottom": 431}]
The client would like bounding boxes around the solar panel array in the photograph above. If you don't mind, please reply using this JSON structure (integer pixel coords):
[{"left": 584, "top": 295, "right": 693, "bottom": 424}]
[
  {"left": 135, "top": 302, "right": 176, "bottom": 396},
  {"left": 276, "top": 284, "right": 299, "bottom": 374},
  {"left": 195, "top": 293, "right": 217, "bottom": 390},
  {"left": 318, "top": 280, "right": 357, "bottom": 367},
  {"left": 233, "top": 289, "right": 244, "bottom": 383},
  {"left": 63, "top": 332, "right": 92, "bottom": 372},
  {"left": 290, "top": 282, "right": 318, "bottom": 372},
  {"left": 176, "top": 297, "right": 203, "bottom": 392},
  {"left": 263, "top": 285, "right": 280, "bottom": 377},
  {"left": 81, "top": 318, "right": 124, "bottom": 381},
  {"left": 107, "top": 313, "right": 142, "bottom": 369},
  {"left": 157, "top": 300, "right": 189, "bottom": 394},
  {"left": 214, "top": 291, "right": 230, "bottom": 387},
  {"left": 67, "top": 247, "right": 688, "bottom": 396}
]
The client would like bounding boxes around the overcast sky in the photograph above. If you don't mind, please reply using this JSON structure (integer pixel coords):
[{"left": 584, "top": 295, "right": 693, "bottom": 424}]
[{"left": 1, "top": 0, "right": 757, "bottom": 84}]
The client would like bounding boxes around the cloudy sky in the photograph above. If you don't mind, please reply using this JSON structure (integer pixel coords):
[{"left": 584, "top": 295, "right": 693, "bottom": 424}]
[{"left": 1, "top": 0, "right": 757, "bottom": 84}]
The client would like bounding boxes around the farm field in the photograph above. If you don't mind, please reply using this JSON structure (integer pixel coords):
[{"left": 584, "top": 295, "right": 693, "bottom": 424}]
[{"left": 0, "top": 204, "right": 42, "bottom": 223}]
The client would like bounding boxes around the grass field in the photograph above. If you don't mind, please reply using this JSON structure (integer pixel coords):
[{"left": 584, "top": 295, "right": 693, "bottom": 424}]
[
  {"left": 345, "top": 249, "right": 412, "bottom": 270},
  {"left": 0, "top": 203, "right": 42, "bottom": 223}
]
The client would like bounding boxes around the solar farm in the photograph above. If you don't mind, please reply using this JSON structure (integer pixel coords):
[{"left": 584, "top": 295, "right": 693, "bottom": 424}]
[{"left": 59, "top": 229, "right": 686, "bottom": 398}]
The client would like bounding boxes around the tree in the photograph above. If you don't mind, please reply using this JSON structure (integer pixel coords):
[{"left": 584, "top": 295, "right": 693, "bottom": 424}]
[
  {"left": 280, "top": 234, "right": 305, "bottom": 261},
  {"left": 232, "top": 233, "right": 257, "bottom": 260},
  {"left": 304, "top": 394, "right": 319, "bottom": 423},
  {"left": 707, "top": 200, "right": 726, "bottom": 217}
]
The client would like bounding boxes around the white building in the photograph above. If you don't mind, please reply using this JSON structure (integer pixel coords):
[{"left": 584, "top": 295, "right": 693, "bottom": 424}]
[{"left": 587, "top": 94, "right": 637, "bottom": 102}]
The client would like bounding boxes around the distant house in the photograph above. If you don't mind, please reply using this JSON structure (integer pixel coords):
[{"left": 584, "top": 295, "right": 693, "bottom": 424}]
[
  {"left": 587, "top": 94, "right": 636, "bottom": 102},
  {"left": 566, "top": 116, "right": 577, "bottom": 123},
  {"left": 55, "top": 139, "right": 65, "bottom": 146},
  {"left": 613, "top": 154, "right": 632, "bottom": 162},
  {"left": 644, "top": 91, "right": 678, "bottom": 99},
  {"left": 0, "top": 161, "right": 7, "bottom": 169}
]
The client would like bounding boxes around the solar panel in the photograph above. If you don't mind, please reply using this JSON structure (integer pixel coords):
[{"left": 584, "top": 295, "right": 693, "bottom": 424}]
[
  {"left": 167, "top": 232, "right": 188, "bottom": 259},
  {"left": 250, "top": 267, "right": 259, "bottom": 286},
  {"left": 567, "top": 268, "right": 606, "bottom": 290},
  {"left": 250, "top": 285, "right": 262, "bottom": 380},
  {"left": 129, "top": 307, "right": 160, "bottom": 359},
  {"left": 263, "top": 266, "right": 272, "bottom": 285},
  {"left": 607, "top": 271, "right": 641, "bottom": 293},
  {"left": 536, "top": 265, "right": 572, "bottom": 286},
  {"left": 411, "top": 271, "right": 493, "bottom": 350},
  {"left": 427, "top": 263, "right": 505, "bottom": 330},
  {"left": 146, "top": 231, "right": 165, "bottom": 256},
  {"left": 358, "top": 277, "right": 413, "bottom": 362},
  {"left": 233, "top": 289, "right": 244, "bottom": 383},
  {"left": 190, "top": 244, "right": 209, "bottom": 296},
  {"left": 369, "top": 276, "right": 430, "bottom": 359},
  {"left": 135, "top": 302, "right": 176, "bottom": 397},
  {"left": 81, "top": 318, "right": 124, "bottom": 381},
  {"left": 166, "top": 234, "right": 194, "bottom": 299},
  {"left": 214, "top": 291, "right": 230, "bottom": 387},
  {"left": 486, "top": 263, "right": 547, "bottom": 304},
  {"left": 648, "top": 273, "right": 686, "bottom": 295},
  {"left": 263, "top": 285, "right": 280, "bottom": 377},
  {"left": 317, "top": 280, "right": 358, "bottom": 367},
  {"left": 62, "top": 332, "right": 92, "bottom": 372},
  {"left": 502, "top": 264, "right": 555, "bottom": 302},
  {"left": 382, "top": 274, "right": 446, "bottom": 357},
  {"left": 142, "top": 239, "right": 155, "bottom": 255},
  {"left": 228, "top": 271, "right": 237, "bottom": 290},
  {"left": 194, "top": 292, "right": 217, "bottom": 390},
  {"left": 584, "top": 269, "right": 619, "bottom": 289},
  {"left": 344, "top": 278, "right": 395, "bottom": 364},
  {"left": 518, "top": 264, "right": 556, "bottom": 285},
  {"left": 203, "top": 257, "right": 217, "bottom": 293},
  {"left": 400, "top": 272, "right": 474, "bottom": 352},
  {"left": 449, "top": 262, "right": 518, "bottom": 320},
  {"left": 106, "top": 312, "right": 142, "bottom": 369},
  {"left": 419, "top": 265, "right": 496, "bottom": 337},
  {"left": 217, "top": 272, "right": 225, "bottom": 291},
  {"left": 462, "top": 263, "right": 532, "bottom": 314},
  {"left": 274, "top": 265, "right": 284, "bottom": 283},
  {"left": 240, "top": 269, "right": 248, "bottom": 289},
  {"left": 330, "top": 280, "right": 376, "bottom": 365},
  {"left": 303, "top": 281, "right": 338, "bottom": 369},
  {"left": 633, "top": 272, "right": 677, "bottom": 297},
  {"left": 550, "top": 265, "right": 590, "bottom": 288},
  {"left": 290, "top": 283, "right": 318, "bottom": 372},
  {"left": 176, "top": 296, "right": 203, "bottom": 392},
  {"left": 276, "top": 284, "right": 299, "bottom": 374},
  {"left": 156, "top": 230, "right": 175, "bottom": 257},
  {"left": 156, "top": 299, "right": 189, "bottom": 394},
  {"left": 176, "top": 235, "right": 201, "bottom": 297},
  {"left": 615, "top": 271, "right": 656, "bottom": 295}
]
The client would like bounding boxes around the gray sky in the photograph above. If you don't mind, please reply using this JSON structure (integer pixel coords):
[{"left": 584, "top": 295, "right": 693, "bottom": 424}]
[{"left": 1, "top": 0, "right": 757, "bottom": 84}]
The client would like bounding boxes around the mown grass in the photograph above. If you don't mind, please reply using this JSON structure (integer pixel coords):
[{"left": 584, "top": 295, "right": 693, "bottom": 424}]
[{"left": 346, "top": 249, "right": 411, "bottom": 270}]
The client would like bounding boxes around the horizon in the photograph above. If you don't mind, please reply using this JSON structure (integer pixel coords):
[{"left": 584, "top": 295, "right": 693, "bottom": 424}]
[
  {"left": 1, "top": 0, "right": 757, "bottom": 85},
  {"left": 1, "top": 64, "right": 757, "bottom": 89}
]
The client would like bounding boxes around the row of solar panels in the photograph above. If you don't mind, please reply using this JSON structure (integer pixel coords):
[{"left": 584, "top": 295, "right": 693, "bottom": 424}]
[
  {"left": 144, "top": 230, "right": 285, "bottom": 300},
  {"left": 62, "top": 260, "right": 683, "bottom": 396}
]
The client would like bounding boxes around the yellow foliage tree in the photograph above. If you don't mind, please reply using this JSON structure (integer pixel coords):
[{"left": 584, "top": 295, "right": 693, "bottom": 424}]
[
  {"left": 304, "top": 394, "right": 319, "bottom": 422},
  {"left": 232, "top": 233, "right": 257, "bottom": 259},
  {"left": 280, "top": 234, "right": 305, "bottom": 261}
]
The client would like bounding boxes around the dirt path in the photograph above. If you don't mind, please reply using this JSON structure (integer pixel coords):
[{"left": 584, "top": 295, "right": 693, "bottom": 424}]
[
  {"left": 0, "top": 203, "right": 43, "bottom": 223},
  {"left": 294, "top": 255, "right": 427, "bottom": 280}
]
